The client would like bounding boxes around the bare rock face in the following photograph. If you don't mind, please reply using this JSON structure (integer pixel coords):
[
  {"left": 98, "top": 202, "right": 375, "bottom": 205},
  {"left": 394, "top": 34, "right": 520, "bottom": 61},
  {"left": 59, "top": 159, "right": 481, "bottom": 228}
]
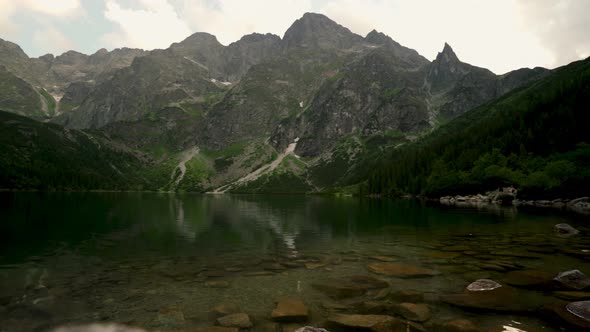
[
  {"left": 282, "top": 13, "right": 364, "bottom": 51},
  {"left": 271, "top": 297, "right": 309, "bottom": 322}
]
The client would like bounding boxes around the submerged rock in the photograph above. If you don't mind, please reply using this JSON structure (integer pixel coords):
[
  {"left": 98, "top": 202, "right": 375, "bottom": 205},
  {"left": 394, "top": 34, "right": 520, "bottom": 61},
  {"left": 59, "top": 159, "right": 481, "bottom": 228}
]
[
  {"left": 312, "top": 275, "right": 388, "bottom": 299},
  {"left": 366, "top": 263, "right": 439, "bottom": 278},
  {"left": 503, "top": 270, "right": 554, "bottom": 289},
  {"left": 546, "top": 301, "right": 590, "bottom": 329},
  {"left": 155, "top": 306, "right": 185, "bottom": 327},
  {"left": 466, "top": 279, "right": 502, "bottom": 291},
  {"left": 554, "top": 270, "right": 590, "bottom": 290},
  {"left": 555, "top": 223, "right": 580, "bottom": 237},
  {"left": 443, "top": 286, "right": 543, "bottom": 313},
  {"left": 294, "top": 327, "right": 328, "bottom": 332},
  {"left": 567, "top": 301, "right": 590, "bottom": 321},
  {"left": 391, "top": 303, "right": 431, "bottom": 322},
  {"left": 327, "top": 314, "right": 404, "bottom": 332},
  {"left": 217, "top": 313, "right": 253, "bottom": 329},
  {"left": 211, "top": 303, "right": 240, "bottom": 318},
  {"left": 271, "top": 297, "right": 309, "bottom": 322}
]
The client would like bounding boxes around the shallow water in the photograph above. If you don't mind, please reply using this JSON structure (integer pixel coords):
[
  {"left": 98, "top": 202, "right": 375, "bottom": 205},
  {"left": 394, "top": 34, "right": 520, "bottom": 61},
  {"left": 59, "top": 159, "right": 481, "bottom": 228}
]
[{"left": 0, "top": 192, "right": 589, "bottom": 331}]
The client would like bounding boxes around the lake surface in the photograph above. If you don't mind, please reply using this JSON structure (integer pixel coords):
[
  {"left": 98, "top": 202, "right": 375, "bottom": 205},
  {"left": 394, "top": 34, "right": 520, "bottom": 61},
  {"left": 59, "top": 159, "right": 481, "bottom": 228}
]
[{"left": 1, "top": 192, "right": 589, "bottom": 331}]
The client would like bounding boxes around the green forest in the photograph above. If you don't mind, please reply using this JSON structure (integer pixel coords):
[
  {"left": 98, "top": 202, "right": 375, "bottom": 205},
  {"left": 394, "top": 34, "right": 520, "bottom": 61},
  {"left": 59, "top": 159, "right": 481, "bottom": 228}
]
[{"left": 366, "top": 57, "right": 590, "bottom": 199}]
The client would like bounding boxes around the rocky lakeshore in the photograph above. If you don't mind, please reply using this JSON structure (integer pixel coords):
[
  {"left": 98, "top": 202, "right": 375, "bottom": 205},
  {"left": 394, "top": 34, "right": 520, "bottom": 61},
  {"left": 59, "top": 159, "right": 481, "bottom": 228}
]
[{"left": 439, "top": 188, "right": 590, "bottom": 215}]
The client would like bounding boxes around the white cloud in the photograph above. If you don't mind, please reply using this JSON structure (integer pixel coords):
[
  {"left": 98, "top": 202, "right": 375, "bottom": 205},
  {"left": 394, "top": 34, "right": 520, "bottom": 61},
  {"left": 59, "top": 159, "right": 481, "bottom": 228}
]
[
  {"left": 21, "top": 0, "right": 82, "bottom": 17},
  {"left": 32, "top": 24, "right": 76, "bottom": 55},
  {"left": 102, "top": 0, "right": 192, "bottom": 50},
  {"left": 516, "top": 0, "right": 590, "bottom": 68},
  {"left": 0, "top": 0, "right": 21, "bottom": 41}
]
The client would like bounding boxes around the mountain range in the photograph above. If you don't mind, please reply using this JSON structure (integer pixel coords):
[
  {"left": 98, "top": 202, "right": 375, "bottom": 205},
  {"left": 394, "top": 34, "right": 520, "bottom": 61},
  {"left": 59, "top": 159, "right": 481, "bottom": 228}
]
[{"left": 0, "top": 12, "right": 574, "bottom": 194}]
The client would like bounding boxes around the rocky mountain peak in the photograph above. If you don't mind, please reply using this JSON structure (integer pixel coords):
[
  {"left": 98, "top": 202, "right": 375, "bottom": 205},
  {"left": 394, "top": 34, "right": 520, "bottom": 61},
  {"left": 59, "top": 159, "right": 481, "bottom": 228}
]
[
  {"left": 436, "top": 42, "right": 459, "bottom": 63},
  {"left": 237, "top": 33, "right": 281, "bottom": 44},
  {"left": 365, "top": 29, "right": 391, "bottom": 45},
  {"left": 93, "top": 48, "right": 109, "bottom": 56},
  {"left": 174, "top": 32, "right": 223, "bottom": 50},
  {"left": 282, "top": 12, "right": 363, "bottom": 50},
  {"left": 55, "top": 50, "right": 88, "bottom": 65},
  {"left": 0, "top": 38, "right": 29, "bottom": 60}
]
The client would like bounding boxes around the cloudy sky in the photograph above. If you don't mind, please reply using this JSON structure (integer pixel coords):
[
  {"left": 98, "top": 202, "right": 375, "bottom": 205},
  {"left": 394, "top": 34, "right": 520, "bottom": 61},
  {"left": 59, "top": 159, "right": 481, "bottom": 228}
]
[{"left": 1, "top": 0, "right": 588, "bottom": 74}]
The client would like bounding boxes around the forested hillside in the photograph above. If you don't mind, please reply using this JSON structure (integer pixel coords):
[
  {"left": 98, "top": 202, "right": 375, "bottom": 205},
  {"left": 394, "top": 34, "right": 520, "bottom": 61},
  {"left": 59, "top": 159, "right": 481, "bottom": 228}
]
[
  {"left": 366, "top": 57, "right": 590, "bottom": 199},
  {"left": 0, "top": 111, "right": 148, "bottom": 190}
]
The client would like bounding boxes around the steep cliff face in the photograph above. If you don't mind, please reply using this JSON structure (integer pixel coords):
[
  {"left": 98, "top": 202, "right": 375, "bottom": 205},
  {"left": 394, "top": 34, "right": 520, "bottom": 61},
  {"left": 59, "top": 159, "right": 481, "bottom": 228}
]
[
  {"left": 204, "top": 13, "right": 371, "bottom": 149},
  {"left": 272, "top": 45, "right": 430, "bottom": 157}
]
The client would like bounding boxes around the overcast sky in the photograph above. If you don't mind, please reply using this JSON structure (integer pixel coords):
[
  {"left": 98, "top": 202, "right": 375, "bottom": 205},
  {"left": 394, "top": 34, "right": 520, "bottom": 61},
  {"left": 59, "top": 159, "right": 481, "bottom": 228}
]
[{"left": 1, "top": 0, "right": 588, "bottom": 74}]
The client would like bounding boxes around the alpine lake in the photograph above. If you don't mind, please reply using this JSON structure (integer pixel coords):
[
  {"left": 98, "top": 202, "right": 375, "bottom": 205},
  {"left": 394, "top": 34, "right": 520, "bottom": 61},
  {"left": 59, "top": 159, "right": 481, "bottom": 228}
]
[{"left": 1, "top": 192, "right": 589, "bottom": 332}]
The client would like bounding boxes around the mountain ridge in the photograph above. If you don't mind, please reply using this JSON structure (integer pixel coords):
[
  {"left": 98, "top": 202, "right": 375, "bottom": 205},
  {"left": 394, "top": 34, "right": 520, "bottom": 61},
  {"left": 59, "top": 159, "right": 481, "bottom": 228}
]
[{"left": 0, "top": 12, "right": 558, "bottom": 193}]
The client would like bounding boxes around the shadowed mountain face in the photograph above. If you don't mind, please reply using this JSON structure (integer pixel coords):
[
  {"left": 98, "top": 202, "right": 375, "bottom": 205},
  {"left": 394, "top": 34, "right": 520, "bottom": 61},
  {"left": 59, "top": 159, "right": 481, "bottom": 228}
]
[{"left": 0, "top": 13, "right": 553, "bottom": 192}]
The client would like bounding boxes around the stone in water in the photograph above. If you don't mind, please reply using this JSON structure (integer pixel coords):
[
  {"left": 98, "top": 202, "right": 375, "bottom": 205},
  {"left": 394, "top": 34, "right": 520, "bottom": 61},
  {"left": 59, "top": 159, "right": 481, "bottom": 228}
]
[
  {"left": 467, "top": 279, "right": 502, "bottom": 291},
  {"left": 566, "top": 301, "right": 590, "bottom": 321}
]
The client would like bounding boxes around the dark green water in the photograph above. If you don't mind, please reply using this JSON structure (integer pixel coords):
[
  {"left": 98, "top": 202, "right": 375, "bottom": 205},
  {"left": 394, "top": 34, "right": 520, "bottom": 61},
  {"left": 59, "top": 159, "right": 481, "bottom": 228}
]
[{"left": 0, "top": 193, "right": 589, "bottom": 331}]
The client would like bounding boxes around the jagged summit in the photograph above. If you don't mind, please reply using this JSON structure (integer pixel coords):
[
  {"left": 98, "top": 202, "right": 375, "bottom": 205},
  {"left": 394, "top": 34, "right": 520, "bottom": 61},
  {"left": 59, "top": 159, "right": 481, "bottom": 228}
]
[
  {"left": 365, "top": 29, "right": 392, "bottom": 45},
  {"left": 282, "top": 12, "right": 363, "bottom": 50},
  {"left": 236, "top": 32, "right": 281, "bottom": 44},
  {"left": 175, "top": 32, "right": 222, "bottom": 48},
  {"left": 436, "top": 42, "right": 460, "bottom": 63}
]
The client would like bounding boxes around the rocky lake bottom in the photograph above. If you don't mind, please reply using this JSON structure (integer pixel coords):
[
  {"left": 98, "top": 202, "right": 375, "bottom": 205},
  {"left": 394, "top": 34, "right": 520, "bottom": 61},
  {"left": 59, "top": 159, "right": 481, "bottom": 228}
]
[{"left": 0, "top": 193, "right": 589, "bottom": 332}]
